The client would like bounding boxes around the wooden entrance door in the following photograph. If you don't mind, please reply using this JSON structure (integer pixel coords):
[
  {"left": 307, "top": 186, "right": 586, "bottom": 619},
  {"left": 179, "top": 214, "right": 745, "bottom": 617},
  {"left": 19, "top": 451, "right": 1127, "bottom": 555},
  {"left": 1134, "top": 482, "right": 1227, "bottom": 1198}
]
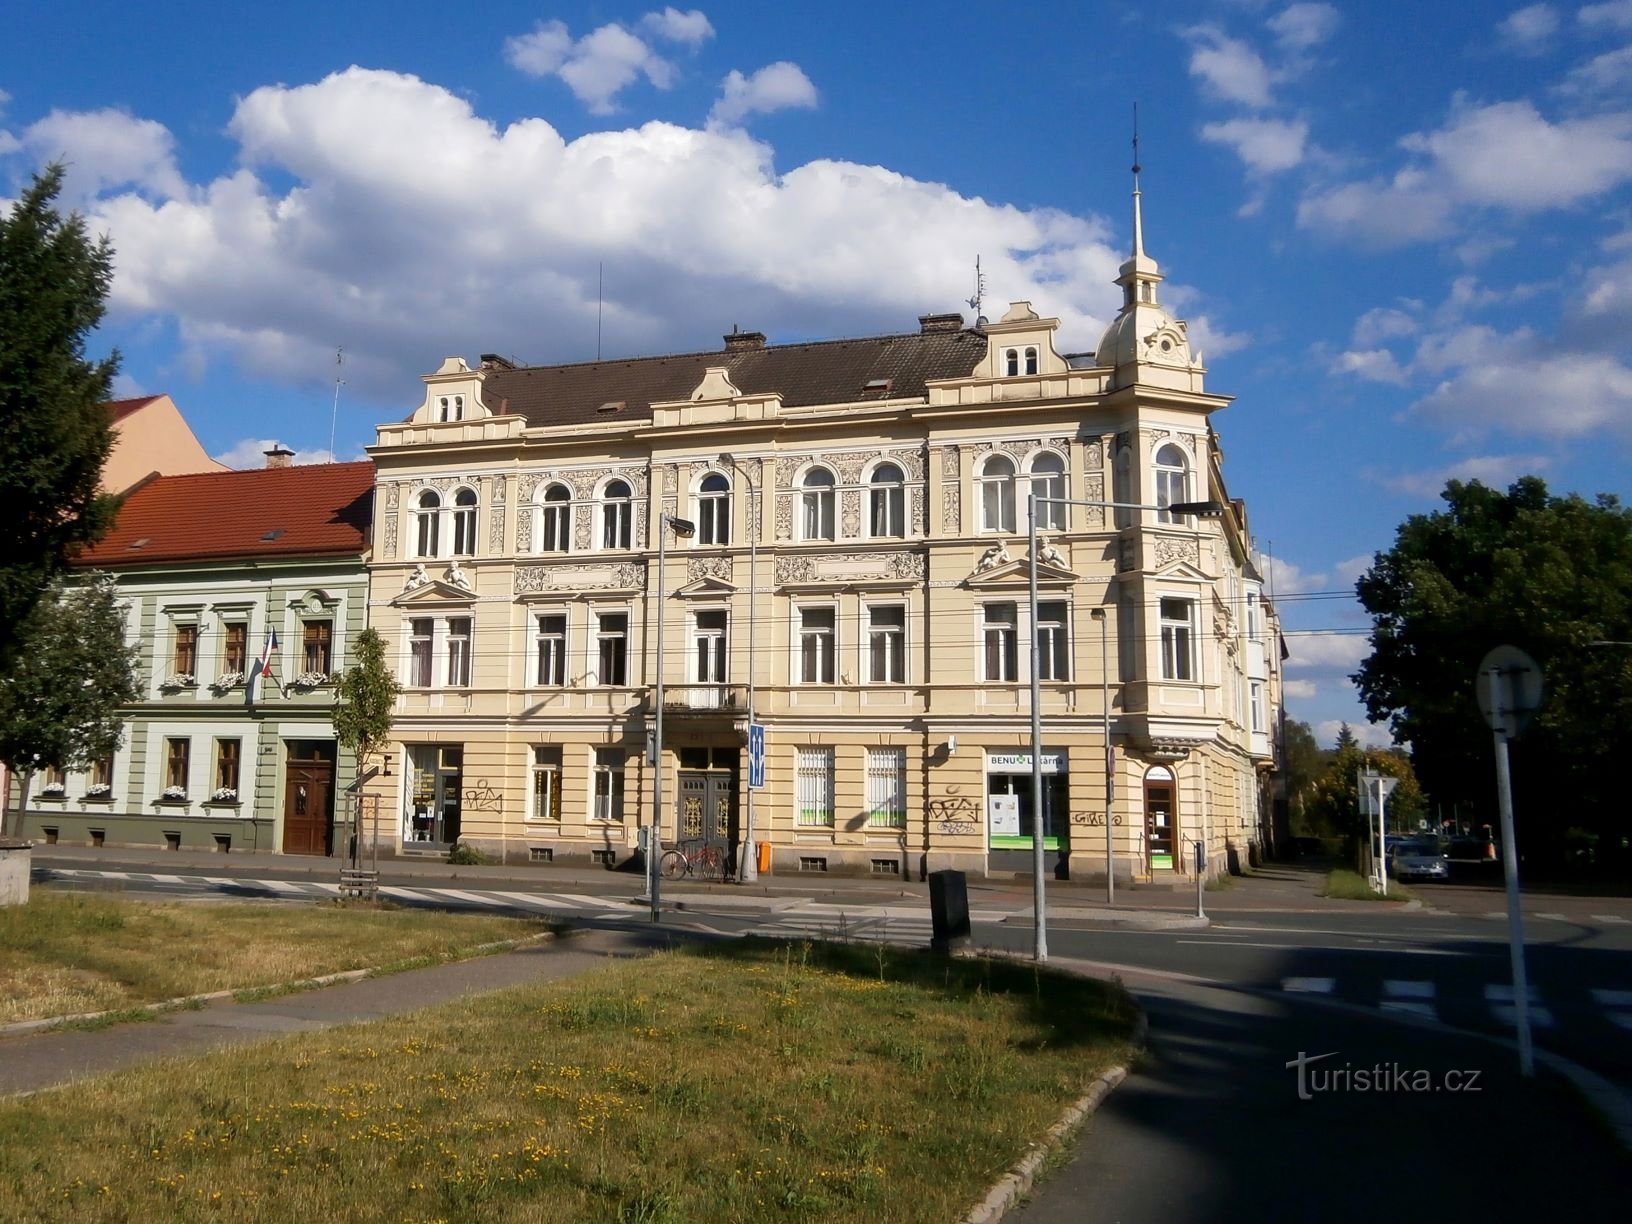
[{"left": 283, "top": 757, "right": 334, "bottom": 855}]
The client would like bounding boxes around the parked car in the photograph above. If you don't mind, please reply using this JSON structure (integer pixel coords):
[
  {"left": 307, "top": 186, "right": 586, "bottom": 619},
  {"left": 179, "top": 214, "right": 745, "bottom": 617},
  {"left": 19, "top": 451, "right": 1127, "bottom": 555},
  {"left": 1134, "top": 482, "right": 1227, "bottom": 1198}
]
[{"left": 1390, "top": 836, "right": 1449, "bottom": 881}]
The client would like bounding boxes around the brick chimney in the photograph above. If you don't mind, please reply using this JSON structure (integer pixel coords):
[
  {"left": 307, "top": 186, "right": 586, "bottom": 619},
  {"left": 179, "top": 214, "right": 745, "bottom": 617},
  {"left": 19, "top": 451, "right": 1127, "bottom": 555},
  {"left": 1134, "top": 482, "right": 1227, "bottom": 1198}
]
[
  {"left": 264, "top": 445, "right": 295, "bottom": 469},
  {"left": 723, "top": 326, "right": 766, "bottom": 352},
  {"left": 919, "top": 312, "right": 964, "bottom": 333}
]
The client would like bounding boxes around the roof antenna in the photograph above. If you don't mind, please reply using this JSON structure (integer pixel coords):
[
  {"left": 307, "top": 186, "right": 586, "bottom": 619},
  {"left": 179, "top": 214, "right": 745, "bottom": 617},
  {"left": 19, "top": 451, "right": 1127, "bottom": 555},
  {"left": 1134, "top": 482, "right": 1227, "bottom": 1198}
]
[
  {"left": 327, "top": 347, "right": 345, "bottom": 463},
  {"left": 596, "top": 262, "right": 604, "bottom": 362},
  {"left": 965, "top": 254, "right": 986, "bottom": 324}
]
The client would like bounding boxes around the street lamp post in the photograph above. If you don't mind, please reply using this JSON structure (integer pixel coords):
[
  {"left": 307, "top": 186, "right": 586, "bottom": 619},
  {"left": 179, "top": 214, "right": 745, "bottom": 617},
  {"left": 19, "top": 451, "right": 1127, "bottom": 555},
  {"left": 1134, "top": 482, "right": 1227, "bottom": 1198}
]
[
  {"left": 719, "top": 453, "right": 759, "bottom": 883},
  {"left": 1090, "top": 606, "right": 1114, "bottom": 905},
  {"left": 648, "top": 513, "right": 696, "bottom": 922},
  {"left": 1025, "top": 491, "right": 1224, "bottom": 960}
]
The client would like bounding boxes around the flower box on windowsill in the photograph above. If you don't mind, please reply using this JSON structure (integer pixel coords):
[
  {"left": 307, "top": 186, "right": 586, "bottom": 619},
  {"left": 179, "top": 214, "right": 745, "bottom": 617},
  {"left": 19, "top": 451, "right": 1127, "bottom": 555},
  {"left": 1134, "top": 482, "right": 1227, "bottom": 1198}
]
[
  {"left": 288, "top": 671, "right": 331, "bottom": 690},
  {"left": 34, "top": 792, "right": 65, "bottom": 803},
  {"left": 159, "top": 674, "right": 197, "bottom": 692},
  {"left": 210, "top": 671, "right": 245, "bottom": 693}
]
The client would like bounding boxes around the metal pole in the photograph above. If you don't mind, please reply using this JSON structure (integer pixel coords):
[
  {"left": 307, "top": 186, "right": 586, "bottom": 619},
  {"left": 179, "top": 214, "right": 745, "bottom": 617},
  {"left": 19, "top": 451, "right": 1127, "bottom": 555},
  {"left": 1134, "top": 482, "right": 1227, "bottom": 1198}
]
[
  {"left": 1377, "top": 777, "right": 1389, "bottom": 896},
  {"left": 650, "top": 526, "right": 667, "bottom": 922},
  {"left": 1491, "top": 667, "right": 1534, "bottom": 1076},
  {"left": 1027, "top": 492, "right": 1047, "bottom": 961},
  {"left": 1194, "top": 840, "right": 1205, "bottom": 919},
  {"left": 1100, "top": 606, "right": 1115, "bottom": 905},
  {"left": 740, "top": 463, "right": 758, "bottom": 882}
]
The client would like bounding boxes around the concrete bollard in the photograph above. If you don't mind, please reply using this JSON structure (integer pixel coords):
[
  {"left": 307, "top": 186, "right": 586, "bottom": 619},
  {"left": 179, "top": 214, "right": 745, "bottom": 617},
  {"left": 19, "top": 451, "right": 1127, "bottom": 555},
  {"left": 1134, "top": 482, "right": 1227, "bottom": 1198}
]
[{"left": 0, "top": 838, "right": 31, "bottom": 906}]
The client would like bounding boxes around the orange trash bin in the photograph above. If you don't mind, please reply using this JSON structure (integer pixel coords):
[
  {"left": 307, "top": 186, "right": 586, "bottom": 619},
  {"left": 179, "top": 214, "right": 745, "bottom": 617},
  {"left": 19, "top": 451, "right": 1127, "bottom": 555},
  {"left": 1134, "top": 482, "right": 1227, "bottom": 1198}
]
[{"left": 756, "top": 841, "right": 772, "bottom": 874}]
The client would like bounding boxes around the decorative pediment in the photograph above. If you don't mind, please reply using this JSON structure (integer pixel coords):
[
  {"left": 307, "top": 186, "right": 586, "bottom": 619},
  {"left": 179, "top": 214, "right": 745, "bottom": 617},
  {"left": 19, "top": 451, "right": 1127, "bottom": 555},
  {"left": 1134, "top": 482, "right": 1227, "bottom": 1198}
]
[
  {"left": 964, "top": 558, "right": 1079, "bottom": 588},
  {"left": 689, "top": 366, "right": 741, "bottom": 402},
  {"left": 514, "top": 562, "right": 646, "bottom": 596},
  {"left": 675, "top": 577, "right": 738, "bottom": 598},
  {"left": 1152, "top": 536, "right": 1203, "bottom": 573},
  {"left": 393, "top": 580, "right": 477, "bottom": 608},
  {"left": 774, "top": 550, "right": 926, "bottom": 589}
]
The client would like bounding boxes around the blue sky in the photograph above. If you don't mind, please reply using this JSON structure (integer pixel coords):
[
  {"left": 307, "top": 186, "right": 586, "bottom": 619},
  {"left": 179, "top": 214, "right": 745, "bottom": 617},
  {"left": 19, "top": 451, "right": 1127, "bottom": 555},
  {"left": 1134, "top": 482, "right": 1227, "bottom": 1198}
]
[{"left": 4, "top": 1, "right": 1631, "bottom": 745}]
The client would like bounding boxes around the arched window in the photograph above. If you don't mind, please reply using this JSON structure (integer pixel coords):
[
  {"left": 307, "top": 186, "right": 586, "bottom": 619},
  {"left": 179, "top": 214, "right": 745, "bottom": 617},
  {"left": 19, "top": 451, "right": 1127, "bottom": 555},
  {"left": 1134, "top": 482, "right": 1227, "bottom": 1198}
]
[
  {"left": 1024, "top": 347, "right": 1038, "bottom": 376},
  {"left": 415, "top": 490, "right": 441, "bottom": 558},
  {"left": 437, "top": 394, "right": 465, "bottom": 423},
  {"left": 1029, "top": 452, "right": 1066, "bottom": 531},
  {"left": 800, "top": 467, "right": 835, "bottom": 541},
  {"left": 869, "top": 463, "right": 905, "bottom": 538},
  {"left": 601, "top": 480, "right": 632, "bottom": 550},
  {"left": 1005, "top": 349, "right": 1019, "bottom": 377},
  {"left": 538, "top": 484, "right": 570, "bottom": 553},
  {"left": 698, "top": 473, "right": 731, "bottom": 546},
  {"left": 1154, "top": 444, "right": 1190, "bottom": 524},
  {"left": 450, "top": 487, "right": 477, "bottom": 556},
  {"left": 979, "top": 454, "right": 1016, "bottom": 534}
]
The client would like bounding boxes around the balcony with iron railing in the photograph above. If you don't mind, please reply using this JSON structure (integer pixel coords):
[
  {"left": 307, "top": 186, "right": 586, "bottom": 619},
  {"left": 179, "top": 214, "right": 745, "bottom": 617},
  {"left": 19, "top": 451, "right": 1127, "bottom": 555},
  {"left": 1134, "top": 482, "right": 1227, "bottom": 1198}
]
[{"left": 660, "top": 683, "right": 751, "bottom": 714}]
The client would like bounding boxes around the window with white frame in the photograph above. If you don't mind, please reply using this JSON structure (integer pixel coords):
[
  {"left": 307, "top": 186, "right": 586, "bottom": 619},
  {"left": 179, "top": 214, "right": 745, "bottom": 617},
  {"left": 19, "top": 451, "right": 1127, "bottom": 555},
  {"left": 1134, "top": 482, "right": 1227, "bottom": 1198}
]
[
  {"left": 1029, "top": 452, "right": 1067, "bottom": 531},
  {"left": 1037, "top": 600, "right": 1069, "bottom": 681},
  {"left": 530, "top": 746, "right": 561, "bottom": 821},
  {"left": 867, "top": 604, "right": 905, "bottom": 683},
  {"left": 983, "top": 602, "right": 1018, "bottom": 682},
  {"left": 800, "top": 467, "right": 836, "bottom": 541},
  {"left": 171, "top": 621, "right": 199, "bottom": 677},
  {"left": 1004, "top": 348, "right": 1019, "bottom": 377},
  {"left": 697, "top": 473, "right": 731, "bottom": 545},
  {"left": 446, "top": 617, "right": 473, "bottom": 686},
  {"left": 214, "top": 738, "right": 241, "bottom": 798},
  {"left": 451, "top": 487, "right": 478, "bottom": 556},
  {"left": 535, "top": 613, "right": 567, "bottom": 685},
  {"left": 795, "top": 747, "right": 834, "bottom": 827},
  {"left": 798, "top": 606, "right": 835, "bottom": 684},
  {"left": 88, "top": 753, "right": 114, "bottom": 797},
  {"left": 222, "top": 622, "right": 248, "bottom": 677},
  {"left": 979, "top": 454, "right": 1016, "bottom": 533},
  {"left": 1250, "top": 681, "right": 1265, "bottom": 733},
  {"left": 595, "top": 612, "right": 629, "bottom": 685},
  {"left": 538, "top": 484, "right": 571, "bottom": 553},
  {"left": 601, "top": 480, "right": 632, "bottom": 550},
  {"left": 1159, "top": 597, "right": 1195, "bottom": 681},
  {"left": 868, "top": 463, "right": 905, "bottom": 538},
  {"left": 437, "top": 394, "right": 465, "bottom": 422},
  {"left": 865, "top": 747, "right": 906, "bottom": 829},
  {"left": 165, "top": 737, "right": 190, "bottom": 794},
  {"left": 1025, "top": 346, "right": 1039, "bottom": 375},
  {"left": 408, "top": 618, "right": 434, "bottom": 687},
  {"left": 694, "top": 609, "right": 727, "bottom": 684},
  {"left": 415, "top": 490, "right": 441, "bottom": 557},
  {"left": 1246, "top": 591, "right": 1261, "bottom": 640},
  {"left": 302, "top": 619, "right": 332, "bottom": 675},
  {"left": 1154, "top": 444, "right": 1190, "bottom": 524},
  {"left": 592, "top": 747, "right": 624, "bottom": 821}
]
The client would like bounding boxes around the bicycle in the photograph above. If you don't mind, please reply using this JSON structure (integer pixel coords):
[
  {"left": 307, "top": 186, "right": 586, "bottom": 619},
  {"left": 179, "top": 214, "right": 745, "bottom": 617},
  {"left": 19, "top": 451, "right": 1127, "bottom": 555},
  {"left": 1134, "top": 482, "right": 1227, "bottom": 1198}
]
[{"left": 660, "top": 840, "right": 727, "bottom": 881}]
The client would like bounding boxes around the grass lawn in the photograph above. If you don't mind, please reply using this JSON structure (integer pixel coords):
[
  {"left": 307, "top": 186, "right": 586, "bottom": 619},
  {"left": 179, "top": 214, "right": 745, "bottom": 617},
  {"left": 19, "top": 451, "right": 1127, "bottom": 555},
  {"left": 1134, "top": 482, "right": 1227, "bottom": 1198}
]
[
  {"left": 0, "top": 889, "right": 552, "bottom": 1023},
  {"left": 0, "top": 939, "right": 1137, "bottom": 1223},
  {"left": 1323, "top": 868, "right": 1414, "bottom": 902}
]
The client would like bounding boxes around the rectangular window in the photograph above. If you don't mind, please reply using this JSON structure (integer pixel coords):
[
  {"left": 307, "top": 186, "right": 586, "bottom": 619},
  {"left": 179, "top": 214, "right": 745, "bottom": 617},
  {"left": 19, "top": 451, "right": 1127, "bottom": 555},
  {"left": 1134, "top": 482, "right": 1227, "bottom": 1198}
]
[
  {"left": 983, "top": 602, "right": 1018, "bottom": 682},
  {"left": 592, "top": 747, "right": 625, "bottom": 822},
  {"left": 173, "top": 623, "right": 198, "bottom": 676},
  {"left": 865, "top": 747, "right": 906, "bottom": 829},
  {"left": 795, "top": 747, "right": 834, "bottom": 827},
  {"left": 596, "top": 612, "right": 628, "bottom": 686},
  {"left": 694, "top": 609, "right": 727, "bottom": 683},
  {"left": 1037, "top": 600, "right": 1069, "bottom": 681},
  {"left": 1246, "top": 592, "right": 1261, "bottom": 641},
  {"left": 408, "top": 618, "right": 433, "bottom": 687},
  {"left": 446, "top": 617, "right": 472, "bottom": 687},
  {"left": 867, "top": 604, "right": 905, "bottom": 683},
  {"left": 302, "top": 620, "right": 332, "bottom": 675},
  {"left": 165, "top": 737, "right": 190, "bottom": 792},
  {"left": 531, "top": 746, "right": 562, "bottom": 821},
  {"left": 214, "top": 739, "right": 241, "bottom": 796},
  {"left": 1250, "top": 681, "right": 1265, "bottom": 733},
  {"left": 535, "top": 614, "right": 567, "bottom": 685},
  {"left": 41, "top": 764, "right": 66, "bottom": 790},
  {"left": 89, "top": 754, "right": 114, "bottom": 795},
  {"left": 799, "top": 607, "right": 835, "bottom": 684},
  {"left": 223, "top": 622, "right": 248, "bottom": 674},
  {"left": 1160, "top": 598, "right": 1195, "bottom": 681}
]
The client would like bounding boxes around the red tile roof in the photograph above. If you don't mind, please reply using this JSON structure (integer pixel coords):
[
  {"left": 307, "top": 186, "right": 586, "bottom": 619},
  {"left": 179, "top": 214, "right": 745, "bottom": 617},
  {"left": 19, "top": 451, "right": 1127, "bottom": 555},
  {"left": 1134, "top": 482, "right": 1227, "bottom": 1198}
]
[
  {"left": 73, "top": 462, "right": 375, "bottom": 568},
  {"left": 105, "top": 395, "right": 162, "bottom": 424}
]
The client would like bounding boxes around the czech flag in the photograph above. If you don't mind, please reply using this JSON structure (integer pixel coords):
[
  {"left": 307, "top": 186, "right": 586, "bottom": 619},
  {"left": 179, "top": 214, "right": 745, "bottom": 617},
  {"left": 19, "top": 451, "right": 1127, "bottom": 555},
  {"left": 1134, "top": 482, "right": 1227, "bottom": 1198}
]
[{"left": 246, "top": 627, "right": 278, "bottom": 708}]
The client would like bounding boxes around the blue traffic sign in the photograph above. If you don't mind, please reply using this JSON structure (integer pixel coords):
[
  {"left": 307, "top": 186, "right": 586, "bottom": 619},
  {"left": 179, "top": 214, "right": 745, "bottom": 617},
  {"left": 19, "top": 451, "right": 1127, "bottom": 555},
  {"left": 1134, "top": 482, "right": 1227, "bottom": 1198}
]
[{"left": 748, "top": 723, "right": 766, "bottom": 789}]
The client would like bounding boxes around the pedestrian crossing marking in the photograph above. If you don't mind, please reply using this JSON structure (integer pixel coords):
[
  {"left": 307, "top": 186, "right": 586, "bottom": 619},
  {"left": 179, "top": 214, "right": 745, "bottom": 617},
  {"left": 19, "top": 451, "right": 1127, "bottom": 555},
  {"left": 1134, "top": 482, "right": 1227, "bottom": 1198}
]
[
  {"left": 1533, "top": 912, "right": 1566, "bottom": 921},
  {"left": 1592, "top": 914, "right": 1629, "bottom": 924}
]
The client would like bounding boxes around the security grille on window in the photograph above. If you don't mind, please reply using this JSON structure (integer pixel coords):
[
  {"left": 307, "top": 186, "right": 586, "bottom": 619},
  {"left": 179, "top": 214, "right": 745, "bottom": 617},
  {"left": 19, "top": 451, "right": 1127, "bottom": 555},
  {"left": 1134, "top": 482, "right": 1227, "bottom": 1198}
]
[
  {"left": 1160, "top": 598, "right": 1195, "bottom": 681},
  {"left": 592, "top": 747, "right": 625, "bottom": 822},
  {"left": 1030, "top": 453, "right": 1067, "bottom": 531},
  {"left": 539, "top": 484, "right": 570, "bottom": 552},
  {"left": 165, "top": 737, "right": 190, "bottom": 791},
  {"left": 408, "top": 618, "right": 434, "bottom": 686},
  {"left": 983, "top": 602, "right": 1018, "bottom": 682},
  {"left": 980, "top": 455, "right": 1016, "bottom": 533},
  {"left": 869, "top": 464, "right": 905, "bottom": 538},
  {"left": 602, "top": 480, "right": 632, "bottom": 549},
  {"left": 698, "top": 473, "right": 731, "bottom": 545},
  {"left": 865, "top": 747, "right": 906, "bottom": 829},
  {"left": 215, "top": 739, "right": 241, "bottom": 795},
  {"left": 446, "top": 617, "right": 472, "bottom": 687},
  {"left": 451, "top": 487, "right": 478, "bottom": 555},
  {"left": 1037, "top": 600, "right": 1069, "bottom": 681},
  {"left": 302, "top": 620, "right": 332, "bottom": 674},
  {"left": 867, "top": 604, "right": 905, "bottom": 683},
  {"left": 596, "top": 612, "right": 629, "bottom": 685},
  {"left": 800, "top": 468, "right": 836, "bottom": 540},
  {"left": 531, "top": 746, "right": 562, "bottom": 821},
  {"left": 415, "top": 490, "right": 441, "bottom": 557},
  {"left": 223, "top": 623, "right": 248, "bottom": 673},
  {"left": 535, "top": 614, "right": 567, "bottom": 685},
  {"left": 799, "top": 607, "right": 835, "bottom": 683},
  {"left": 173, "top": 623, "right": 198, "bottom": 675},
  {"left": 795, "top": 747, "right": 834, "bottom": 827},
  {"left": 694, "top": 609, "right": 727, "bottom": 683}
]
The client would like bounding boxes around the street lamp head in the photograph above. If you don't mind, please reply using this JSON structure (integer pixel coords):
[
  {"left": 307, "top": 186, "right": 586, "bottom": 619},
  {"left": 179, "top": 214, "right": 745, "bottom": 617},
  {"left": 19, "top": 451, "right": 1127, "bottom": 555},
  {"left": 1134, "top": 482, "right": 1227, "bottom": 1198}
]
[
  {"left": 719, "top": 452, "right": 735, "bottom": 465},
  {"left": 664, "top": 515, "right": 697, "bottom": 539},
  {"left": 1090, "top": 607, "right": 1107, "bottom": 621},
  {"left": 1167, "top": 500, "right": 1227, "bottom": 518}
]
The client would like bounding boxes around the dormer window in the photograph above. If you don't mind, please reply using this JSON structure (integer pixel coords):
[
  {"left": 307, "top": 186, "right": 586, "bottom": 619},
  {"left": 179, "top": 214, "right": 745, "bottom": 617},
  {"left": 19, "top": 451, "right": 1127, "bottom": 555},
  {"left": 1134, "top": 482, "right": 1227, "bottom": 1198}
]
[
  {"left": 1025, "top": 347, "right": 1038, "bottom": 375},
  {"left": 438, "top": 394, "right": 465, "bottom": 423},
  {"left": 1005, "top": 349, "right": 1019, "bottom": 377}
]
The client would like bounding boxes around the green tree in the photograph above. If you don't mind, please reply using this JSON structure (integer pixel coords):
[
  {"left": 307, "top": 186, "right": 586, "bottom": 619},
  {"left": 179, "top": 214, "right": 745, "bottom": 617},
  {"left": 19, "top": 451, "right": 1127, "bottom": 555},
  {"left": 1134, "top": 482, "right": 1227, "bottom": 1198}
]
[
  {"left": 1333, "top": 722, "right": 1358, "bottom": 752},
  {"left": 0, "top": 165, "right": 122, "bottom": 671},
  {"left": 1354, "top": 477, "right": 1632, "bottom": 873},
  {"left": 0, "top": 574, "right": 140, "bottom": 835},
  {"left": 334, "top": 627, "right": 399, "bottom": 777},
  {"left": 1303, "top": 744, "right": 1427, "bottom": 848},
  {"left": 1281, "top": 717, "right": 1327, "bottom": 838}
]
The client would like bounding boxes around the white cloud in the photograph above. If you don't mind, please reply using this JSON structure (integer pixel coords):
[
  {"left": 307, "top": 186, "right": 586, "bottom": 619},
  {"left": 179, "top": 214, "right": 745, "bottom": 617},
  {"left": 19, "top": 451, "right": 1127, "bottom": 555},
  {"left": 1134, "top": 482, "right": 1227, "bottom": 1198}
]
[
  {"left": 1412, "top": 347, "right": 1632, "bottom": 439},
  {"left": 1286, "top": 632, "right": 1370, "bottom": 671},
  {"left": 212, "top": 438, "right": 336, "bottom": 469},
  {"left": 1333, "top": 553, "right": 1374, "bottom": 587},
  {"left": 1496, "top": 4, "right": 1560, "bottom": 51},
  {"left": 639, "top": 7, "right": 714, "bottom": 47},
  {"left": 19, "top": 107, "right": 187, "bottom": 201},
  {"left": 1560, "top": 44, "right": 1632, "bottom": 97},
  {"left": 1332, "top": 348, "right": 1408, "bottom": 383},
  {"left": 1184, "top": 313, "right": 1252, "bottom": 360},
  {"left": 1317, "top": 718, "right": 1394, "bottom": 748},
  {"left": 1578, "top": 0, "right": 1632, "bottom": 30},
  {"left": 67, "top": 69, "right": 1127, "bottom": 404},
  {"left": 1256, "top": 552, "right": 1327, "bottom": 594},
  {"left": 1184, "top": 26, "right": 1274, "bottom": 108},
  {"left": 1200, "top": 117, "right": 1309, "bottom": 174},
  {"left": 1581, "top": 256, "right": 1632, "bottom": 319},
  {"left": 1351, "top": 306, "right": 1418, "bottom": 346},
  {"left": 709, "top": 62, "right": 818, "bottom": 128},
  {"left": 1373, "top": 453, "right": 1553, "bottom": 497},
  {"left": 1268, "top": 3, "right": 1341, "bottom": 51},
  {"left": 1283, "top": 678, "right": 1318, "bottom": 699}
]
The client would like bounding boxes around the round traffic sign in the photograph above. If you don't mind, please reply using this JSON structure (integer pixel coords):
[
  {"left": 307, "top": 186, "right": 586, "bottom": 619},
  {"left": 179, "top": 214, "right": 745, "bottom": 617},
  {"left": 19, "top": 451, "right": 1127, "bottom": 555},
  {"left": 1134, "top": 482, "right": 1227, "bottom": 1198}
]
[{"left": 1475, "top": 645, "right": 1544, "bottom": 739}]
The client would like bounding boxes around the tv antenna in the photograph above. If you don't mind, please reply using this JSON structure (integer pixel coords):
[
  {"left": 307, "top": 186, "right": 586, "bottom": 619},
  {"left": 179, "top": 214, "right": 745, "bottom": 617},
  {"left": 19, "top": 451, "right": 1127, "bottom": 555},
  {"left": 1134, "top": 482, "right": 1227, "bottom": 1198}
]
[
  {"left": 328, "top": 347, "right": 346, "bottom": 462},
  {"left": 965, "top": 254, "right": 986, "bottom": 320}
]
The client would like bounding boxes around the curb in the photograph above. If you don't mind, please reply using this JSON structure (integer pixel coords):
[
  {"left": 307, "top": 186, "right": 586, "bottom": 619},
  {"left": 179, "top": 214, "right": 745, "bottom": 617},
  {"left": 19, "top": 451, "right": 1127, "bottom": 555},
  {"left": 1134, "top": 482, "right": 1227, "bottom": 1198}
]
[
  {"left": 0, "top": 929, "right": 561, "bottom": 1040},
  {"left": 962, "top": 1005, "right": 1150, "bottom": 1224}
]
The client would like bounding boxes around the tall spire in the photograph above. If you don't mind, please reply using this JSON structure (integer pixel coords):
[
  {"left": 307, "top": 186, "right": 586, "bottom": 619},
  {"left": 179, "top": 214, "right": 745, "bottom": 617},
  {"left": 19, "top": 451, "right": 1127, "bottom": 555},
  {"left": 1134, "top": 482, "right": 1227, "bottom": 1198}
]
[{"left": 1132, "top": 103, "right": 1145, "bottom": 259}]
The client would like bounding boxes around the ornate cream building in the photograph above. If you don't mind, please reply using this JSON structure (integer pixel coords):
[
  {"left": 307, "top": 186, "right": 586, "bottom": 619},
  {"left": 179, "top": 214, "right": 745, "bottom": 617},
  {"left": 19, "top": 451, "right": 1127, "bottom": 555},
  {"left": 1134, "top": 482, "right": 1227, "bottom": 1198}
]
[{"left": 360, "top": 196, "right": 1282, "bottom": 882}]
